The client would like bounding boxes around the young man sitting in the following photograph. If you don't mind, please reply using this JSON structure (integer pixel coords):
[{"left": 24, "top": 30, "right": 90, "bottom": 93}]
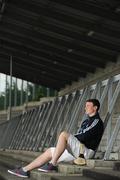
[{"left": 8, "top": 99, "right": 104, "bottom": 178}]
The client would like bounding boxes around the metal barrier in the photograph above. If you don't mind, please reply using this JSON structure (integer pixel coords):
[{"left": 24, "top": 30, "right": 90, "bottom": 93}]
[{"left": 0, "top": 74, "right": 120, "bottom": 160}]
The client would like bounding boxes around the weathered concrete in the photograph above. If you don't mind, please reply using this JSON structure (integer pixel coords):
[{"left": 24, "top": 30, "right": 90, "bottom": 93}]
[
  {"left": 0, "top": 150, "right": 119, "bottom": 169},
  {"left": 0, "top": 150, "right": 120, "bottom": 180},
  {"left": 0, "top": 152, "right": 84, "bottom": 180},
  {"left": 83, "top": 168, "right": 120, "bottom": 180}
]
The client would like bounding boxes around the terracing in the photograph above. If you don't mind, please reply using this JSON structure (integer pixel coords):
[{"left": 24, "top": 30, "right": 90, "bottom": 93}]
[{"left": 0, "top": 74, "right": 120, "bottom": 180}]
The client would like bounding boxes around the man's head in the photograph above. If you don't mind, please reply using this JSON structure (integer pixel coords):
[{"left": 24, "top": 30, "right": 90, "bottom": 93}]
[{"left": 85, "top": 99, "right": 100, "bottom": 116}]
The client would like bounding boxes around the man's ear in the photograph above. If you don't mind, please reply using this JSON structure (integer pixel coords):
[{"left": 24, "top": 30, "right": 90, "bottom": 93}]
[{"left": 94, "top": 106, "right": 97, "bottom": 111}]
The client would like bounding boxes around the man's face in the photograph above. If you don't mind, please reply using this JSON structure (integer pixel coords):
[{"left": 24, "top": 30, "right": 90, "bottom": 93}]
[{"left": 85, "top": 102, "right": 97, "bottom": 116}]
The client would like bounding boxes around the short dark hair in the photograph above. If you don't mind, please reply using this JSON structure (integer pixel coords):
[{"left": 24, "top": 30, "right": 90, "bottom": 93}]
[{"left": 86, "top": 99, "right": 100, "bottom": 111}]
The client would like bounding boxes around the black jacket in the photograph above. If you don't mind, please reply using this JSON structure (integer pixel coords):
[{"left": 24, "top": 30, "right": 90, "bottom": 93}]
[{"left": 74, "top": 112, "right": 104, "bottom": 150}]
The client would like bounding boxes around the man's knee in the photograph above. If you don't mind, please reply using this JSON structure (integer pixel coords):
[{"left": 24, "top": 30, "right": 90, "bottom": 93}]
[
  {"left": 45, "top": 148, "right": 53, "bottom": 158},
  {"left": 59, "top": 131, "right": 70, "bottom": 140}
]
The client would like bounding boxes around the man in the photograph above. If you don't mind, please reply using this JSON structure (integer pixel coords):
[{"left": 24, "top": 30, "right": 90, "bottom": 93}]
[{"left": 8, "top": 99, "right": 104, "bottom": 178}]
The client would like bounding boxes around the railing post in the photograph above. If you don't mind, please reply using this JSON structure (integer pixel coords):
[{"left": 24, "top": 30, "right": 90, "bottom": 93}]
[{"left": 8, "top": 55, "right": 12, "bottom": 121}]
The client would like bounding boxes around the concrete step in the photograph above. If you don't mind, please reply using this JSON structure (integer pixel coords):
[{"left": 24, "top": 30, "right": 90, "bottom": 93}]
[
  {"left": 0, "top": 150, "right": 91, "bottom": 174},
  {"left": 0, "top": 165, "right": 35, "bottom": 180},
  {"left": 0, "top": 153, "right": 87, "bottom": 180},
  {"left": 0, "top": 150, "right": 120, "bottom": 180},
  {"left": 113, "top": 161, "right": 120, "bottom": 171},
  {"left": 0, "top": 155, "right": 87, "bottom": 176},
  {"left": 0, "top": 164, "right": 93, "bottom": 180},
  {"left": 0, "top": 161, "right": 92, "bottom": 180},
  {"left": 0, "top": 158, "right": 83, "bottom": 180},
  {"left": 51, "top": 175, "right": 93, "bottom": 180},
  {"left": 0, "top": 150, "right": 119, "bottom": 171},
  {"left": 86, "top": 159, "right": 117, "bottom": 168},
  {"left": 0, "top": 149, "right": 40, "bottom": 163},
  {"left": 83, "top": 168, "right": 120, "bottom": 180}
]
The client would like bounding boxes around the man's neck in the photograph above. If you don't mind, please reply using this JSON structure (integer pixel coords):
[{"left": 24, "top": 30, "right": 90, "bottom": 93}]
[{"left": 88, "top": 112, "right": 97, "bottom": 117}]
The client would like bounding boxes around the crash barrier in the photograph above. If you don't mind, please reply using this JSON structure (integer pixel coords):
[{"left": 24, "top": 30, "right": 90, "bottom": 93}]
[{"left": 0, "top": 74, "right": 120, "bottom": 160}]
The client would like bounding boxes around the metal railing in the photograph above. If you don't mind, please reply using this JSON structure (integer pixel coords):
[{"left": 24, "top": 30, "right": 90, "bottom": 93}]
[{"left": 0, "top": 74, "right": 120, "bottom": 160}]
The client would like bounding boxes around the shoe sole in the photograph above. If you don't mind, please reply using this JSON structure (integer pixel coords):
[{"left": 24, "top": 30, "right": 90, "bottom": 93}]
[
  {"left": 8, "top": 170, "right": 28, "bottom": 178},
  {"left": 38, "top": 168, "right": 57, "bottom": 173},
  {"left": 38, "top": 168, "right": 49, "bottom": 172}
]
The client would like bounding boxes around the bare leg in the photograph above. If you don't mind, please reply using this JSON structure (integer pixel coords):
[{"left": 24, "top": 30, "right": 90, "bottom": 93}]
[
  {"left": 51, "top": 131, "right": 70, "bottom": 165},
  {"left": 23, "top": 148, "right": 52, "bottom": 171},
  {"left": 23, "top": 131, "right": 70, "bottom": 171}
]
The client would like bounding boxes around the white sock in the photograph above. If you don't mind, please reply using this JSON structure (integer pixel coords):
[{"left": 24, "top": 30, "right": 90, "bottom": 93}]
[
  {"left": 22, "top": 167, "right": 27, "bottom": 172},
  {"left": 51, "top": 162, "right": 57, "bottom": 166}
]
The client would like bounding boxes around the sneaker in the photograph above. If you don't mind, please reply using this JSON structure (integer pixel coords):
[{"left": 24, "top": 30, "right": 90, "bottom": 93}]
[
  {"left": 8, "top": 167, "right": 30, "bottom": 178},
  {"left": 74, "top": 157, "right": 86, "bottom": 166},
  {"left": 38, "top": 163, "right": 58, "bottom": 172}
]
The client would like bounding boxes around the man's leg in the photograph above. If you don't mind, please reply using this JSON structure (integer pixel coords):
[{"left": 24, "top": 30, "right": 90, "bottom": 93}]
[
  {"left": 8, "top": 131, "right": 70, "bottom": 176},
  {"left": 73, "top": 143, "right": 86, "bottom": 165},
  {"left": 24, "top": 131, "right": 70, "bottom": 170},
  {"left": 51, "top": 131, "right": 70, "bottom": 165},
  {"left": 23, "top": 148, "right": 52, "bottom": 171},
  {"left": 50, "top": 147, "right": 75, "bottom": 163},
  {"left": 8, "top": 148, "right": 53, "bottom": 177}
]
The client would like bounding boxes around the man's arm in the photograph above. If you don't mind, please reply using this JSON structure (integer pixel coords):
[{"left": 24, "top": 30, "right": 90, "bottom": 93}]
[{"left": 74, "top": 119, "right": 100, "bottom": 143}]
